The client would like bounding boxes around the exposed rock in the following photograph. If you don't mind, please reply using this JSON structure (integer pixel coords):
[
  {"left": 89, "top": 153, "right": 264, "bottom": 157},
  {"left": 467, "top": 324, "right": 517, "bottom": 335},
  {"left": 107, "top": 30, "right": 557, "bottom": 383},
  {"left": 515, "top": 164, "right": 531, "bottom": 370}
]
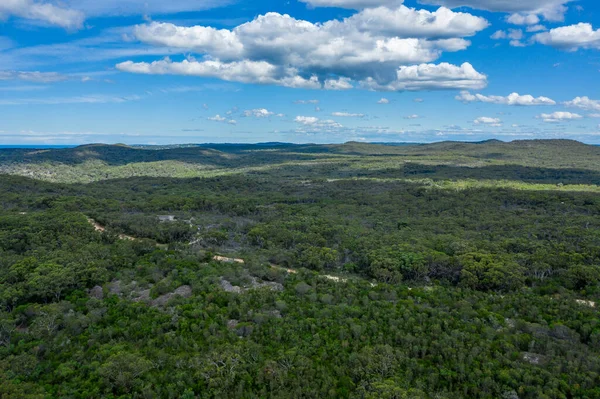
[
  {"left": 89, "top": 286, "right": 104, "bottom": 300},
  {"left": 522, "top": 352, "right": 547, "bottom": 365},
  {"left": 220, "top": 278, "right": 242, "bottom": 294},
  {"left": 501, "top": 390, "right": 520, "bottom": 399},
  {"left": 575, "top": 299, "right": 596, "bottom": 308},
  {"left": 265, "top": 310, "right": 282, "bottom": 319},
  {"left": 220, "top": 277, "right": 283, "bottom": 294},
  {"left": 151, "top": 285, "right": 193, "bottom": 307},
  {"left": 227, "top": 320, "right": 239, "bottom": 329},
  {"left": 108, "top": 280, "right": 122, "bottom": 296},
  {"left": 249, "top": 277, "right": 284, "bottom": 292},
  {"left": 132, "top": 289, "right": 151, "bottom": 303},
  {"left": 173, "top": 285, "right": 193, "bottom": 297}
]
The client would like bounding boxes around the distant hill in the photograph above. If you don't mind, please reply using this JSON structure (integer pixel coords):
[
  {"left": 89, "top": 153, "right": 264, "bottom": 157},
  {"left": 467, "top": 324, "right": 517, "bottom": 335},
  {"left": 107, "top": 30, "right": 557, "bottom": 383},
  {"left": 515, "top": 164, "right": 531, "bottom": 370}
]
[{"left": 1, "top": 139, "right": 599, "bottom": 184}]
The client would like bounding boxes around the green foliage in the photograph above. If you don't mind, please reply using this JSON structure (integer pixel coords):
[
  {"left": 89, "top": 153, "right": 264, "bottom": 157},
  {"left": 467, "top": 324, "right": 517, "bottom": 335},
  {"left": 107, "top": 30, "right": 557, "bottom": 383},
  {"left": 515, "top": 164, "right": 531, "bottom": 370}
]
[
  {"left": 368, "top": 247, "right": 427, "bottom": 283},
  {"left": 460, "top": 253, "right": 526, "bottom": 292},
  {"left": 0, "top": 141, "right": 599, "bottom": 398}
]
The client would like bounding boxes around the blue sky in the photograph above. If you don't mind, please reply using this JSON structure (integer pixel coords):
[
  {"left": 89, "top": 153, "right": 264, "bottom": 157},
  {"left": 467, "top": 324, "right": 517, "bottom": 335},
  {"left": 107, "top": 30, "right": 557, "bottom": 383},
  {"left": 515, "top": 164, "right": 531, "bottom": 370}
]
[{"left": 1, "top": 0, "right": 600, "bottom": 145}]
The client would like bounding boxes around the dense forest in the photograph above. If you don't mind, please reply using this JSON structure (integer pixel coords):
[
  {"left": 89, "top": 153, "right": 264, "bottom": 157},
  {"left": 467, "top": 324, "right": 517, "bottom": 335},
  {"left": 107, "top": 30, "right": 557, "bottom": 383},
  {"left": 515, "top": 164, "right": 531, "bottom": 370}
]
[{"left": 0, "top": 140, "right": 599, "bottom": 398}]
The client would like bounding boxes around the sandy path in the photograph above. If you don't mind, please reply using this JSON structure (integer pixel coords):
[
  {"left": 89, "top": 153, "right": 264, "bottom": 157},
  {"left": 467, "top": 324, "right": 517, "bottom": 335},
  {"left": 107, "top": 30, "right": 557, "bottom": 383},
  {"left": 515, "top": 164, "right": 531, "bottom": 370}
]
[{"left": 86, "top": 217, "right": 136, "bottom": 241}]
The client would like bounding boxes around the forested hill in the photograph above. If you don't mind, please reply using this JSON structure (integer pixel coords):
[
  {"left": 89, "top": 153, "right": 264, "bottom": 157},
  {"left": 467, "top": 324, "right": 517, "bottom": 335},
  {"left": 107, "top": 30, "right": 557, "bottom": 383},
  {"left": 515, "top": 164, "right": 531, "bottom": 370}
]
[{"left": 1, "top": 139, "right": 600, "bottom": 184}]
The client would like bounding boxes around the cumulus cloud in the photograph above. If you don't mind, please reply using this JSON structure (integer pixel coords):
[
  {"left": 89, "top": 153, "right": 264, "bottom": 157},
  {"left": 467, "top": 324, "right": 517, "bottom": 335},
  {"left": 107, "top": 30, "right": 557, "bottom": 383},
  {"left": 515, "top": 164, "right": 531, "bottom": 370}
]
[
  {"left": 131, "top": 10, "right": 484, "bottom": 68},
  {"left": 418, "top": 0, "right": 573, "bottom": 21},
  {"left": 564, "top": 96, "right": 600, "bottom": 112},
  {"left": 295, "top": 116, "right": 343, "bottom": 129},
  {"left": 491, "top": 29, "right": 526, "bottom": 46},
  {"left": 117, "top": 58, "right": 322, "bottom": 89},
  {"left": 299, "top": 0, "right": 404, "bottom": 9},
  {"left": 526, "top": 25, "right": 547, "bottom": 32},
  {"left": 341, "top": 6, "right": 488, "bottom": 38},
  {"left": 361, "top": 62, "right": 487, "bottom": 91},
  {"left": 456, "top": 91, "right": 556, "bottom": 105},
  {"left": 404, "top": 114, "right": 420, "bottom": 119},
  {"left": 533, "top": 23, "right": 600, "bottom": 50},
  {"left": 537, "top": 111, "right": 583, "bottom": 122},
  {"left": 474, "top": 116, "right": 502, "bottom": 126},
  {"left": 243, "top": 108, "right": 275, "bottom": 118},
  {"left": 208, "top": 114, "right": 237, "bottom": 124},
  {"left": 506, "top": 13, "right": 540, "bottom": 25},
  {"left": 0, "top": 70, "right": 69, "bottom": 83},
  {"left": 491, "top": 30, "right": 507, "bottom": 39},
  {"left": 332, "top": 112, "right": 365, "bottom": 117},
  {"left": 377, "top": 98, "right": 390, "bottom": 104},
  {"left": 295, "top": 100, "right": 320, "bottom": 104},
  {"left": 63, "top": 0, "right": 231, "bottom": 17},
  {"left": 324, "top": 77, "right": 353, "bottom": 90},
  {"left": 208, "top": 115, "right": 226, "bottom": 122},
  {"left": 295, "top": 116, "right": 320, "bottom": 125},
  {"left": 0, "top": 0, "right": 84, "bottom": 29},
  {"left": 120, "top": 8, "right": 488, "bottom": 92},
  {"left": 303, "top": 0, "right": 571, "bottom": 20}
]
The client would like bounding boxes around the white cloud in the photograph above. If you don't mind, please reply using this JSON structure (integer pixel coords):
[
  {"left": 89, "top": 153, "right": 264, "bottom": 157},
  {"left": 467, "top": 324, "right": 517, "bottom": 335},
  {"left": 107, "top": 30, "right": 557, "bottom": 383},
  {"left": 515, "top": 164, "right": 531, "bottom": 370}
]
[
  {"left": 332, "top": 112, "right": 365, "bottom": 117},
  {"left": 418, "top": 0, "right": 573, "bottom": 21},
  {"left": 537, "top": 111, "right": 583, "bottom": 122},
  {"left": 506, "top": 13, "right": 540, "bottom": 25},
  {"left": 0, "top": 70, "right": 69, "bottom": 83},
  {"left": 295, "top": 116, "right": 343, "bottom": 129},
  {"left": 361, "top": 62, "right": 487, "bottom": 91},
  {"left": 117, "top": 58, "right": 322, "bottom": 89},
  {"left": 295, "top": 116, "right": 320, "bottom": 125},
  {"left": 491, "top": 31, "right": 507, "bottom": 39},
  {"left": 208, "top": 115, "right": 227, "bottom": 122},
  {"left": 377, "top": 98, "right": 390, "bottom": 104},
  {"left": 0, "top": 0, "right": 84, "bottom": 30},
  {"left": 63, "top": 0, "right": 231, "bottom": 17},
  {"left": 491, "top": 29, "right": 526, "bottom": 46},
  {"left": 414, "top": 98, "right": 424, "bottom": 102},
  {"left": 324, "top": 77, "right": 353, "bottom": 90},
  {"left": 0, "top": 94, "right": 142, "bottom": 105},
  {"left": 533, "top": 23, "right": 600, "bottom": 50},
  {"left": 526, "top": 24, "right": 547, "bottom": 32},
  {"left": 295, "top": 100, "right": 320, "bottom": 104},
  {"left": 299, "top": 0, "right": 404, "bottom": 9},
  {"left": 121, "top": 8, "right": 488, "bottom": 91},
  {"left": 208, "top": 114, "right": 237, "bottom": 124},
  {"left": 342, "top": 6, "right": 488, "bottom": 38},
  {"left": 456, "top": 91, "right": 556, "bottom": 105},
  {"left": 474, "top": 116, "right": 502, "bottom": 126},
  {"left": 131, "top": 11, "right": 483, "bottom": 69},
  {"left": 404, "top": 114, "right": 420, "bottom": 119},
  {"left": 564, "top": 96, "right": 600, "bottom": 112},
  {"left": 244, "top": 108, "right": 275, "bottom": 118}
]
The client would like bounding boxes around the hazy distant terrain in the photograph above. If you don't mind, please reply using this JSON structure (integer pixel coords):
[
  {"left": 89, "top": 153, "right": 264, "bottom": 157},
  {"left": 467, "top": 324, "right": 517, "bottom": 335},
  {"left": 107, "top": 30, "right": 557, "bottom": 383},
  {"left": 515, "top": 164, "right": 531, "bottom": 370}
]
[{"left": 2, "top": 140, "right": 600, "bottom": 185}]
